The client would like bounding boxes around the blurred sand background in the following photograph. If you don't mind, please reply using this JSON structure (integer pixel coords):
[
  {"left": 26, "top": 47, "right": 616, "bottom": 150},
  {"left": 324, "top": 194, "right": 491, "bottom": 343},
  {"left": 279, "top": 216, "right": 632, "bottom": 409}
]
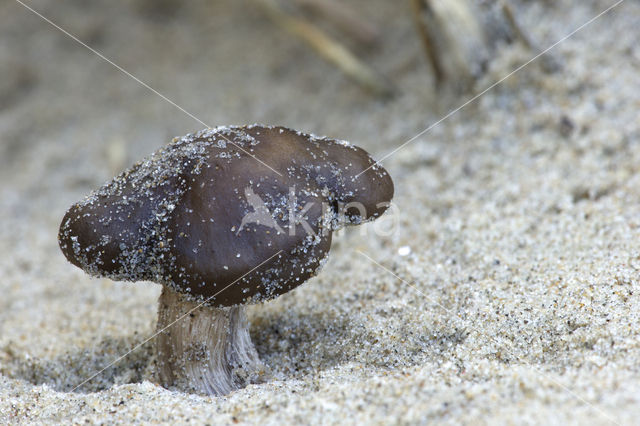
[{"left": 1, "top": 0, "right": 640, "bottom": 424}]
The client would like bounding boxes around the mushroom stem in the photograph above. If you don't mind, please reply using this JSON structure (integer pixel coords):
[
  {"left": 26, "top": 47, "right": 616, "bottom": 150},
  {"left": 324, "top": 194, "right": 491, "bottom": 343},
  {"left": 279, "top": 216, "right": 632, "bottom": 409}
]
[{"left": 156, "top": 286, "right": 267, "bottom": 395}]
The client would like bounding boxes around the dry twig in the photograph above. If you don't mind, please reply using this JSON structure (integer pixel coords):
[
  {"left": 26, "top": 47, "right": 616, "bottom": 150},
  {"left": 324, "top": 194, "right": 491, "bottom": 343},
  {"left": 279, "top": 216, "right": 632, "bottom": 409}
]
[
  {"left": 294, "top": 0, "right": 380, "bottom": 46},
  {"left": 253, "top": 0, "right": 395, "bottom": 98},
  {"left": 411, "top": 0, "right": 543, "bottom": 91}
]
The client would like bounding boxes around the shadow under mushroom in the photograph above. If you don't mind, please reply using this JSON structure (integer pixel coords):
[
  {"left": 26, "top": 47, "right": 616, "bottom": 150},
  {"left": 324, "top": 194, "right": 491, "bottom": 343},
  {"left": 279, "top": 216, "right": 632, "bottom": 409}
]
[
  {"left": 1, "top": 295, "right": 467, "bottom": 394},
  {"left": 0, "top": 336, "right": 154, "bottom": 394}
]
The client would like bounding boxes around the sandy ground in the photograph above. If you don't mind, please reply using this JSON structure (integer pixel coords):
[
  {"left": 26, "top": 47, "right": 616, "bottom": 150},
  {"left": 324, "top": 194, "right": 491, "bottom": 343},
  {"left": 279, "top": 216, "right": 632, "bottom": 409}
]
[{"left": 1, "top": 0, "right": 639, "bottom": 424}]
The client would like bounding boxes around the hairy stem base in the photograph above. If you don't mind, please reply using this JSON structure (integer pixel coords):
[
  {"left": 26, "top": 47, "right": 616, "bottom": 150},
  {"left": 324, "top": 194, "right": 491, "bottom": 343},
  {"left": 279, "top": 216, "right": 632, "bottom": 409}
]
[{"left": 156, "top": 286, "right": 267, "bottom": 395}]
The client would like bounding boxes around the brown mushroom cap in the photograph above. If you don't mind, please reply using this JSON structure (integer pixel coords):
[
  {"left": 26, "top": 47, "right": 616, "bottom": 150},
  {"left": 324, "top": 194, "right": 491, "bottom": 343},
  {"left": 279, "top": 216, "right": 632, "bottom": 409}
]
[{"left": 58, "top": 125, "right": 394, "bottom": 306}]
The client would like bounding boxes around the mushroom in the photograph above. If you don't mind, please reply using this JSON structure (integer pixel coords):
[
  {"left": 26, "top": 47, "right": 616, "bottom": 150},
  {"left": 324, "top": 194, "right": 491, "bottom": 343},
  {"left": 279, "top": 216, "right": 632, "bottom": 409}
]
[{"left": 58, "top": 124, "right": 394, "bottom": 395}]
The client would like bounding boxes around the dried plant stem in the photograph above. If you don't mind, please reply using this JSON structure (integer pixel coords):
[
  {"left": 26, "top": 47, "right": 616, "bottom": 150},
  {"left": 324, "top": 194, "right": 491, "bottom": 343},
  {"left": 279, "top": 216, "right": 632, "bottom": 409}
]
[
  {"left": 253, "top": 0, "right": 395, "bottom": 98},
  {"left": 411, "top": 0, "right": 541, "bottom": 91},
  {"left": 500, "top": 0, "right": 532, "bottom": 48},
  {"left": 410, "top": 0, "right": 444, "bottom": 83},
  {"left": 294, "top": 0, "right": 380, "bottom": 46},
  {"left": 411, "top": 0, "right": 490, "bottom": 89}
]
